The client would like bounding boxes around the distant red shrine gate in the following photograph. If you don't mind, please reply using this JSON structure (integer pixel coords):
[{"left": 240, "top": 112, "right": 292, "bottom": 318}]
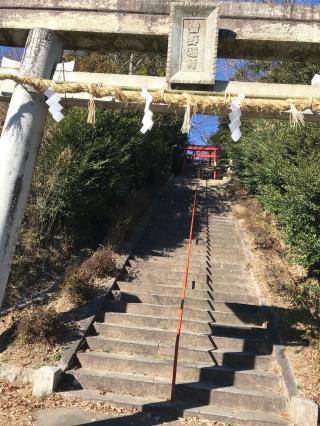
[{"left": 179, "top": 145, "right": 224, "bottom": 180}]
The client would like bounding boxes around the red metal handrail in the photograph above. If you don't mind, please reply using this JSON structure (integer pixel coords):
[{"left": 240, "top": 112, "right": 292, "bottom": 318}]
[{"left": 170, "top": 167, "right": 201, "bottom": 402}]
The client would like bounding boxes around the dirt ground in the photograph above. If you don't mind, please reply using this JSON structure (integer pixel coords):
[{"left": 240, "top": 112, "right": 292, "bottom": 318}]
[
  {"left": 231, "top": 183, "right": 320, "bottom": 405},
  {"left": 0, "top": 381, "right": 223, "bottom": 426},
  {"left": 0, "top": 294, "right": 81, "bottom": 369},
  {"left": 0, "top": 274, "right": 119, "bottom": 368}
]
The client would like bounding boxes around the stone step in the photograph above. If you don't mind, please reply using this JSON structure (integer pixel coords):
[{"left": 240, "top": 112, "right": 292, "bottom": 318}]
[
  {"left": 177, "top": 383, "right": 287, "bottom": 415},
  {"left": 115, "top": 290, "right": 259, "bottom": 310},
  {"left": 149, "top": 219, "right": 237, "bottom": 228},
  {"left": 127, "top": 269, "right": 251, "bottom": 282},
  {"left": 130, "top": 256, "right": 247, "bottom": 267},
  {"left": 126, "top": 271, "right": 249, "bottom": 283},
  {"left": 136, "top": 244, "right": 243, "bottom": 254},
  {"left": 117, "top": 280, "right": 253, "bottom": 296},
  {"left": 135, "top": 247, "right": 245, "bottom": 258},
  {"left": 116, "top": 291, "right": 256, "bottom": 309},
  {"left": 187, "top": 237, "right": 244, "bottom": 247},
  {"left": 77, "top": 351, "right": 281, "bottom": 392},
  {"left": 102, "top": 300, "right": 265, "bottom": 323},
  {"left": 94, "top": 325, "right": 272, "bottom": 368},
  {"left": 69, "top": 369, "right": 286, "bottom": 414},
  {"left": 60, "top": 389, "right": 290, "bottom": 426},
  {"left": 69, "top": 368, "right": 169, "bottom": 398},
  {"left": 140, "top": 226, "right": 240, "bottom": 234},
  {"left": 138, "top": 245, "right": 245, "bottom": 256},
  {"left": 134, "top": 250, "right": 246, "bottom": 262},
  {"left": 134, "top": 241, "right": 244, "bottom": 251},
  {"left": 128, "top": 262, "right": 248, "bottom": 274},
  {"left": 126, "top": 275, "right": 253, "bottom": 289},
  {"left": 126, "top": 274, "right": 252, "bottom": 287},
  {"left": 87, "top": 334, "right": 273, "bottom": 362},
  {"left": 184, "top": 405, "right": 290, "bottom": 426},
  {"left": 101, "top": 311, "right": 265, "bottom": 331},
  {"left": 140, "top": 220, "right": 237, "bottom": 228},
  {"left": 140, "top": 236, "right": 242, "bottom": 246}
]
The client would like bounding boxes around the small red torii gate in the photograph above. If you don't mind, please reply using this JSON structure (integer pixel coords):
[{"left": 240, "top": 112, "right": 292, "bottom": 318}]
[{"left": 179, "top": 145, "right": 224, "bottom": 180}]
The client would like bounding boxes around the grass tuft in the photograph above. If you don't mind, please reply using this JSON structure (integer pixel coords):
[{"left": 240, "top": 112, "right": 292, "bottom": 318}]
[
  {"left": 62, "top": 245, "right": 117, "bottom": 305},
  {"left": 16, "top": 306, "right": 69, "bottom": 344}
]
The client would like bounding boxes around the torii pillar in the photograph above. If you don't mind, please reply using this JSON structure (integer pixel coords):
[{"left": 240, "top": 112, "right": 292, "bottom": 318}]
[{"left": 0, "top": 28, "right": 63, "bottom": 307}]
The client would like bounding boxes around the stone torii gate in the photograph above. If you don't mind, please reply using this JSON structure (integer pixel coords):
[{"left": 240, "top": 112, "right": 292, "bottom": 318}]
[{"left": 1, "top": 0, "right": 320, "bottom": 307}]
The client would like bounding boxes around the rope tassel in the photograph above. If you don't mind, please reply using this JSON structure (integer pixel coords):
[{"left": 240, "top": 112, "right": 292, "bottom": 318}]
[
  {"left": 289, "top": 103, "right": 305, "bottom": 129},
  {"left": 87, "top": 96, "right": 96, "bottom": 125},
  {"left": 181, "top": 103, "right": 191, "bottom": 134}
]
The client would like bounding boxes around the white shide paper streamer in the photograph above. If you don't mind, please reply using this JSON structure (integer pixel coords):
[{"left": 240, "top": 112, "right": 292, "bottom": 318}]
[
  {"left": 44, "top": 89, "right": 64, "bottom": 123},
  {"left": 229, "top": 94, "right": 245, "bottom": 142},
  {"left": 140, "top": 88, "right": 154, "bottom": 134},
  {"left": 311, "top": 74, "right": 320, "bottom": 86}
]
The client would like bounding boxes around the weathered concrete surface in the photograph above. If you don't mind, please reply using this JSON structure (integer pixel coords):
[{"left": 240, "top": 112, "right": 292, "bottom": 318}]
[
  {"left": 3, "top": 68, "right": 320, "bottom": 100},
  {"left": 35, "top": 408, "right": 107, "bottom": 426},
  {"left": 35, "top": 407, "right": 204, "bottom": 426},
  {"left": 167, "top": 2, "right": 220, "bottom": 85},
  {"left": 1, "top": 1, "right": 320, "bottom": 60},
  {"left": 290, "top": 396, "right": 319, "bottom": 426},
  {"left": 33, "top": 366, "right": 62, "bottom": 397},
  {"left": 0, "top": 28, "right": 63, "bottom": 307},
  {"left": 0, "top": 362, "right": 35, "bottom": 384}
]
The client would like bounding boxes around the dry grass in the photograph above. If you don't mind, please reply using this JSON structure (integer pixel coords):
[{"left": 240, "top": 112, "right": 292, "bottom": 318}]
[
  {"left": 6, "top": 230, "right": 74, "bottom": 307},
  {"left": 61, "top": 245, "right": 117, "bottom": 305},
  {"left": 0, "top": 310, "right": 67, "bottom": 369},
  {"left": 230, "top": 181, "right": 320, "bottom": 404},
  {"left": 15, "top": 306, "right": 70, "bottom": 345},
  {"left": 84, "top": 246, "right": 117, "bottom": 278},
  {"left": 61, "top": 266, "right": 98, "bottom": 306}
]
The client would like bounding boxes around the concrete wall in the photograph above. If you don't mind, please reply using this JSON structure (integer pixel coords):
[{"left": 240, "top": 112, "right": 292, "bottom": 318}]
[{"left": 0, "top": 1, "right": 320, "bottom": 60}]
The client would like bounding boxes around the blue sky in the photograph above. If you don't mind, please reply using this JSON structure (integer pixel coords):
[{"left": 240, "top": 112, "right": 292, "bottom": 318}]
[
  {"left": 188, "top": 58, "right": 238, "bottom": 145},
  {"left": 0, "top": 46, "right": 23, "bottom": 61}
]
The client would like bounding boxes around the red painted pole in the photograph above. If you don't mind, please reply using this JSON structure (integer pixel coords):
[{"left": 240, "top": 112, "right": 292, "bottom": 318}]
[
  {"left": 216, "top": 151, "right": 219, "bottom": 180},
  {"left": 213, "top": 150, "right": 217, "bottom": 180},
  {"left": 170, "top": 167, "right": 201, "bottom": 402}
]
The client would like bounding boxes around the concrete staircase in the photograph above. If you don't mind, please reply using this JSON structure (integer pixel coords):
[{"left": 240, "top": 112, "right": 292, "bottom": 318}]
[{"left": 63, "top": 177, "right": 291, "bottom": 426}]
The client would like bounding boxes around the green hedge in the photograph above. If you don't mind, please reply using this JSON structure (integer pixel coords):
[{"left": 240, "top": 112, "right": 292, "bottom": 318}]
[
  {"left": 215, "top": 119, "right": 320, "bottom": 274},
  {"left": 29, "top": 107, "right": 185, "bottom": 245}
]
